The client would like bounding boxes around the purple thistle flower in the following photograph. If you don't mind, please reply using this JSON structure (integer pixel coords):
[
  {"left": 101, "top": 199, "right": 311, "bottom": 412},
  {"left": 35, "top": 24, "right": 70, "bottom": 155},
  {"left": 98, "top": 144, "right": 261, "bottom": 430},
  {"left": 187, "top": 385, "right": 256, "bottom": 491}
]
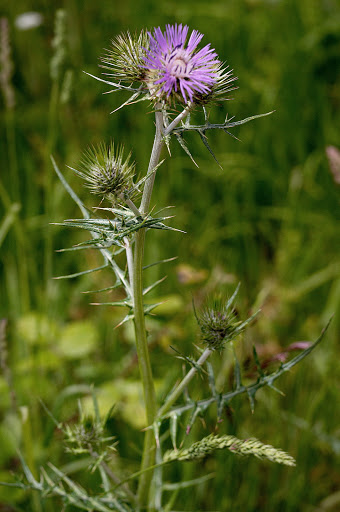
[{"left": 144, "top": 24, "right": 222, "bottom": 104}]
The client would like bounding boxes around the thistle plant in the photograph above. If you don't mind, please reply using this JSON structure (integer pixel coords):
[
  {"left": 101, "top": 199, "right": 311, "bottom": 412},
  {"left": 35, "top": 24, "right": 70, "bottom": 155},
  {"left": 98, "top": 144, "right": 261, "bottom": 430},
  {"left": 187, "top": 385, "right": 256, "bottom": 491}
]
[{"left": 2, "top": 23, "right": 330, "bottom": 512}]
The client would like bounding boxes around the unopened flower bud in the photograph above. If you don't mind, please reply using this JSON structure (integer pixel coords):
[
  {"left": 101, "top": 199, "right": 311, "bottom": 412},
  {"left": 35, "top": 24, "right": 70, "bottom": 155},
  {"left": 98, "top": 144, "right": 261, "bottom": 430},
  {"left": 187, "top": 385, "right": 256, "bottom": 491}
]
[
  {"left": 101, "top": 30, "right": 149, "bottom": 84},
  {"left": 195, "top": 286, "right": 255, "bottom": 351},
  {"left": 73, "top": 141, "right": 135, "bottom": 203}
]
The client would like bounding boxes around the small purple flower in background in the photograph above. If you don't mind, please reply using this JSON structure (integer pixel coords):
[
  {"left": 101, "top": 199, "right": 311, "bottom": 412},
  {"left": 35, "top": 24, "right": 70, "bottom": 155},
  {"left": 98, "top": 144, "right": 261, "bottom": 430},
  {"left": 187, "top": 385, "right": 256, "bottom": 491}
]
[{"left": 144, "top": 24, "right": 222, "bottom": 104}]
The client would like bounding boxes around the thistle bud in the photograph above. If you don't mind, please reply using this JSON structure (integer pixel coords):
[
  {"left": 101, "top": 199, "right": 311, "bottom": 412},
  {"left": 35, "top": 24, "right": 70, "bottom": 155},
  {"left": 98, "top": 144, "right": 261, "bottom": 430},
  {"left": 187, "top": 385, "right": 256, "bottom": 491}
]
[
  {"left": 196, "top": 297, "right": 239, "bottom": 350},
  {"left": 73, "top": 141, "right": 135, "bottom": 203},
  {"left": 196, "top": 286, "right": 256, "bottom": 351},
  {"left": 101, "top": 30, "right": 149, "bottom": 83}
]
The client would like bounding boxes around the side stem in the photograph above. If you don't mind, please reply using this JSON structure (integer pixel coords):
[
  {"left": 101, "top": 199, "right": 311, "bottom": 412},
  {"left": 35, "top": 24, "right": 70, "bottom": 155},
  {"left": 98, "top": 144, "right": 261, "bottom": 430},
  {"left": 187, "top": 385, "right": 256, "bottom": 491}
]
[{"left": 157, "top": 348, "right": 212, "bottom": 419}]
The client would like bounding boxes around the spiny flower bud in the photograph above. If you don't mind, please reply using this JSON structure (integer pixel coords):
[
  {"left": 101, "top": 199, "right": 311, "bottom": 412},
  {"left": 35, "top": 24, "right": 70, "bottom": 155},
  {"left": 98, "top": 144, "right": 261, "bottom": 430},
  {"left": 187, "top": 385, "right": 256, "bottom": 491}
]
[
  {"left": 164, "top": 433, "right": 296, "bottom": 467},
  {"left": 73, "top": 141, "right": 135, "bottom": 203},
  {"left": 196, "top": 287, "right": 244, "bottom": 351},
  {"left": 101, "top": 30, "right": 149, "bottom": 84},
  {"left": 63, "top": 414, "right": 117, "bottom": 470}
]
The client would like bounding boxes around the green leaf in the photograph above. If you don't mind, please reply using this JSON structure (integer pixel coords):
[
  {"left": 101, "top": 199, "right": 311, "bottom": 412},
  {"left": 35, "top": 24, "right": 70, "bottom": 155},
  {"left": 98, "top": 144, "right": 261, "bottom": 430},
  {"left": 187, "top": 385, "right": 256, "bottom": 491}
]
[
  {"left": 162, "top": 473, "right": 215, "bottom": 491},
  {"left": 16, "top": 312, "right": 59, "bottom": 346},
  {"left": 58, "top": 321, "right": 98, "bottom": 359},
  {"left": 53, "top": 264, "right": 108, "bottom": 279},
  {"left": 174, "top": 133, "right": 198, "bottom": 167},
  {"left": 83, "top": 71, "right": 140, "bottom": 92},
  {"left": 0, "top": 202, "right": 21, "bottom": 247},
  {"left": 143, "top": 276, "right": 167, "bottom": 296},
  {"left": 160, "top": 321, "right": 331, "bottom": 421},
  {"left": 147, "top": 294, "right": 184, "bottom": 316},
  {"left": 198, "top": 129, "right": 222, "bottom": 168},
  {"left": 51, "top": 156, "right": 89, "bottom": 218},
  {"left": 170, "top": 414, "right": 178, "bottom": 450},
  {"left": 143, "top": 256, "right": 178, "bottom": 270}
]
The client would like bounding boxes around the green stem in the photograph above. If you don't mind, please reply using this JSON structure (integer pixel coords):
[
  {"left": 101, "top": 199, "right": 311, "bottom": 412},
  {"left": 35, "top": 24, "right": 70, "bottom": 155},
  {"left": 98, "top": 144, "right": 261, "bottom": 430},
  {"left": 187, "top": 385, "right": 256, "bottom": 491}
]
[
  {"left": 157, "top": 348, "right": 212, "bottom": 419},
  {"left": 125, "top": 197, "right": 141, "bottom": 217},
  {"left": 20, "top": 407, "right": 43, "bottom": 512},
  {"left": 163, "top": 105, "right": 191, "bottom": 136},
  {"left": 132, "top": 105, "right": 192, "bottom": 508},
  {"left": 133, "top": 108, "right": 164, "bottom": 509},
  {"left": 112, "top": 461, "right": 167, "bottom": 495},
  {"left": 124, "top": 237, "right": 134, "bottom": 297}
]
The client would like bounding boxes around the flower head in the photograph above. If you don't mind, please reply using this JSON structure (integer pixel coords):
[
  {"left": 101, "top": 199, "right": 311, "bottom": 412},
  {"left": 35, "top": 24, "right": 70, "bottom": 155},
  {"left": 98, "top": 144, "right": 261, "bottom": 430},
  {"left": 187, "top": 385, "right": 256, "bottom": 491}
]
[
  {"left": 73, "top": 141, "right": 135, "bottom": 203},
  {"left": 143, "top": 24, "right": 234, "bottom": 105}
]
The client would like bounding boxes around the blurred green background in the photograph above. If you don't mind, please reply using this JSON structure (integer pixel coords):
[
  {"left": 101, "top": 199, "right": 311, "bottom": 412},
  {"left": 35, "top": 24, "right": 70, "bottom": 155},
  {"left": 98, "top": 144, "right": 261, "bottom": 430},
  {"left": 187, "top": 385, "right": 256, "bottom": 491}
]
[{"left": 0, "top": 0, "right": 340, "bottom": 510}]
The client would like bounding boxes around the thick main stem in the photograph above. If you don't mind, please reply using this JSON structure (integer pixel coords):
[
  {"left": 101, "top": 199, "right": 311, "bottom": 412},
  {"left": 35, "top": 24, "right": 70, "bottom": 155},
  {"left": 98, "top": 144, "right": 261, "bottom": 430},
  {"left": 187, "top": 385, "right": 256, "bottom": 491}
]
[
  {"left": 132, "top": 105, "right": 191, "bottom": 508},
  {"left": 133, "top": 108, "right": 164, "bottom": 508}
]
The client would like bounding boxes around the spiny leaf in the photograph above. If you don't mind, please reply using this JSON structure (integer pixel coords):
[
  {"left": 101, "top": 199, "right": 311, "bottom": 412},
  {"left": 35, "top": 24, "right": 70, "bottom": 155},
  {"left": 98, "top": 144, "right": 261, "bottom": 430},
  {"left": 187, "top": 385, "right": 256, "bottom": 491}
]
[
  {"left": 233, "top": 309, "right": 260, "bottom": 336},
  {"left": 174, "top": 132, "right": 198, "bottom": 167},
  {"left": 115, "top": 312, "right": 135, "bottom": 329},
  {"left": 186, "top": 405, "right": 208, "bottom": 434},
  {"left": 82, "top": 282, "right": 123, "bottom": 294},
  {"left": 133, "top": 159, "right": 166, "bottom": 192},
  {"left": 93, "top": 206, "right": 135, "bottom": 218},
  {"left": 170, "top": 346, "right": 206, "bottom": 376},
  {"left": 53, "top": 264, "right": 108, "bottom": 280},
  {"left": 173, "top": 110, "right": 275, "bottom": 134},
  {"left": 247, "top": 388, "right": 256, "bottom": 414},
  {"left": 217, "top": 394, "right": 225, "bottom": 422},
  {"left": 52, "top": 157, "right": 131, "bottom": 292},
  {"left": 143, "top": 256, "right": 178, "bottom": 270},
  {"left": 51, "top": 156, "right": 89, "bottom": 218},
  {"left": 17, "top": 452, "right": 42, "bottom": 489},
  {"left": 207, "top": 362, "right": 217, "bottom": 397},
  {"left": 83, "top": 71, "right": 140, "bottom": 92},
  {"left": 160, "top": 321, "right": 331, "bottom": 420},
  {"left": 198, "top": 129, "right": 222, "bottom": 169},
  {"left": 170, "top": 414, "right": 178, "bottom": 450},
  {"left": 233, "top": 346, "right": 242, "bottom": 389},
  {"left": 226, "top": 282, "right": 240, "bottom": 309},
  {"left": 58, "top": 214, "right": 184, "bottom": 237},
  {"left": 252, "top": 345, "right": 265, "bottom": 379},
  {"left": 109, "top": 88, "right": 145, "bottom": 114},
  {"left": 91, "top": 300, "right": 132, "bottom": 308},
  {"left": 143, "top": 276, "right": 167, "bottom": 295}
]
